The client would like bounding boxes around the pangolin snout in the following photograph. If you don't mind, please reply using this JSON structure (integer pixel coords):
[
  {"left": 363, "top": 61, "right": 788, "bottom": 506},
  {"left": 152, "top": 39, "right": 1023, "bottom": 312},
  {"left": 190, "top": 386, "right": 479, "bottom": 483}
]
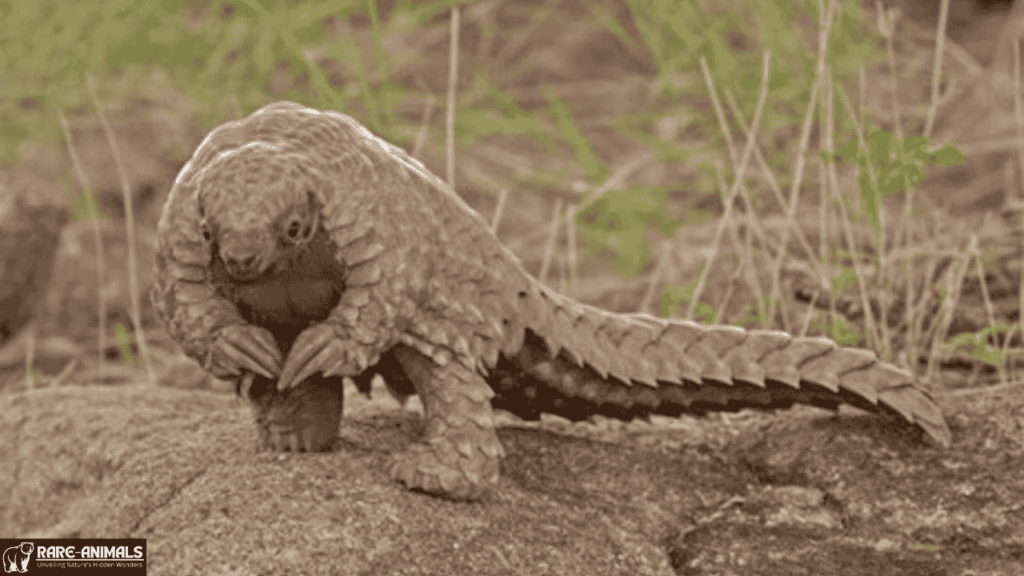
[{"left": 219, "top": 232, "right": 271, "bottom": 280}]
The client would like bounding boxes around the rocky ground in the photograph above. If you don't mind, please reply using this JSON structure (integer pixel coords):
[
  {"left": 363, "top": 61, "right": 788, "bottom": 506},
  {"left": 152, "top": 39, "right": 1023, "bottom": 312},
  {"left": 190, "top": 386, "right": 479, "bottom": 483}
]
[{"left": 1, "top": 374, "right": 1020, "bottom": 575}]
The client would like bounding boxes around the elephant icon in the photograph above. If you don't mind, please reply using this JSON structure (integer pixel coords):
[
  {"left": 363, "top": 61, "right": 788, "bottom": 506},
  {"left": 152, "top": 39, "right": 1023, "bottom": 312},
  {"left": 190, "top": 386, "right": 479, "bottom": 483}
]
[{"left": 2, "top": 542, "right": 33, "bottom": 573}]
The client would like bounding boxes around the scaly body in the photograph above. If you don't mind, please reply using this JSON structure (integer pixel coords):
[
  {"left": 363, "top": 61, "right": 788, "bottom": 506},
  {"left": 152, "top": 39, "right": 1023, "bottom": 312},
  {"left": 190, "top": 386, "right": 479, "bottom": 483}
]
[{"left": 152, "top": 102, "right": 951, "bottom": 500}]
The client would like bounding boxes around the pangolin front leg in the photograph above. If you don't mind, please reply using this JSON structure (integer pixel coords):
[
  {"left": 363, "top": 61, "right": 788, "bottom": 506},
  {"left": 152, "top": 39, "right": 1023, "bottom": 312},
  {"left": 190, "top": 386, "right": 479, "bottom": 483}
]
[{"left": 385, "top": 344, "right": 504, "bottom": 500}]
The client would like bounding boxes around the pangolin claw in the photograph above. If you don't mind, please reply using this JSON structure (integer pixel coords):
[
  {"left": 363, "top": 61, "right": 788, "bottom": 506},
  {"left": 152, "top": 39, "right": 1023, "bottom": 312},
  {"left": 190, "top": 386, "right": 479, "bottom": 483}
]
[
  {"left": 278, "top": 324, "right": 347, "bottom": 391},
  {"left": 210, "top": 324, "right": 282, "bottom": 380}
]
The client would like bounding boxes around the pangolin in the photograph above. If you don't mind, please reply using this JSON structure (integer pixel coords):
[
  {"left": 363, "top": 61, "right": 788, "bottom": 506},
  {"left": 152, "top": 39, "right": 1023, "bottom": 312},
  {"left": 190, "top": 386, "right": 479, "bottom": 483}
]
[{"left": 151, "top": 101, "right": 952, "bottom": 501}]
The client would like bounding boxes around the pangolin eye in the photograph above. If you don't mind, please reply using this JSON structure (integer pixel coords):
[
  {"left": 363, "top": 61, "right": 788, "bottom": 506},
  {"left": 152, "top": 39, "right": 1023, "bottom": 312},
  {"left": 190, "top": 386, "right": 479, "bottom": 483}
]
[{"left": 201, "top": 222, "right": 212, "bottom": 242}]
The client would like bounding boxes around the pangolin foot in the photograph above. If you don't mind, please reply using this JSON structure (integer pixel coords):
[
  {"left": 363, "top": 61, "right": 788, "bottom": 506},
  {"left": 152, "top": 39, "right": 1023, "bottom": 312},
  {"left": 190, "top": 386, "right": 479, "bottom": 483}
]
[
  {"left": 388, "top": 435, "right": 501, "bottom": 501},
  {"left": 249, "top": 375, "right": 344, "bottom": 452}
]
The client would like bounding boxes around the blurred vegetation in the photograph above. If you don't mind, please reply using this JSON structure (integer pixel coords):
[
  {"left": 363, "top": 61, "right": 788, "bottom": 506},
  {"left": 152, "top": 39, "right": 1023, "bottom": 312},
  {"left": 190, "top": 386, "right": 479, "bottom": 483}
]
[
  {"left": 1, "top": 0, "right": 884, "bottom": 273},
  {"left": 7, "top": 0, "right": 1024, "bottom": 388}
]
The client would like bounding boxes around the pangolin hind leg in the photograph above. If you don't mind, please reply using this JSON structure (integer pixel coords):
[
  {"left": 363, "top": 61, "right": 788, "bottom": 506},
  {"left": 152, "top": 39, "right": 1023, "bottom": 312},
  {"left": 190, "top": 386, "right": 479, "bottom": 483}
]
[{"left": 385, "top": 344, "right": 504, "bottom": 500}]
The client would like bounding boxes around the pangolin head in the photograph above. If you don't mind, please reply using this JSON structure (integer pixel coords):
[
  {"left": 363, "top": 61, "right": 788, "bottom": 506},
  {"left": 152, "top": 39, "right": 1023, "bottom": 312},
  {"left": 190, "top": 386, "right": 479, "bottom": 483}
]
[{"left": 196, "top": 142, "right": 325, "bottom": 282}]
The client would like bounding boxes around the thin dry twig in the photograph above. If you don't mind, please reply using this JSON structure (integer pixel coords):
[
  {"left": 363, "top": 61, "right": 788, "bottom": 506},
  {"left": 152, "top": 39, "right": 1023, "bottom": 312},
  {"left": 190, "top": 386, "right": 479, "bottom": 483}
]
[
  {"left": 798, "top": 289, "right": 821, "bottom": 338},
  {"left": 58, "top": 111, "right": 106, "bottom": 373},
  {"left": 575, "top": 151, "right": 653, "bottom": 216},
  {"left": 1014, "top": 39, "right": 1024, "bottom": 346},
  {"left": 639, "top": 240, "right": 672, "bottom": 315},
  {"left": 714, "top": 161, "right": 762, "bottom": 325},
  {"left": 490, "top": 187, "right": 508, "bottom": 234},
  {"left": 412, "top": 92, "right": 436, "bottom": 159},
  {"left": 765, "top": 0, "right": 837, "bottom": 332},
  {"left": 690, "top": 50, "right": 771, "bottom": 322},
  {"left": 49, "top": 356, "right": 81, "bottom": 388},
  {"left": 923, "top": 0, "right": 951, "bottom": 138},
  {"left": 86, "top": 75, "right": 155, "bottom": 385},
  {"left": 565, "top": 202, "right": 579, "bottom": 297},
  {"left": 23, "top": 325, "right": 36, "bottom": 389},
  {"left": 446, "top": 6, "right": 460, "bottom": 189},
  {"left": 539, "top": 198, "right": 564, "bottom": 284},
  {"left": 1016, "top": 38, "right": 1024, "bottom": 190},
  {"left": 824, "top": 76, "right": 882, "bottom": 351},
  {"left": 506, "top": 151, "right": 653, "bottom": 253},
  {"left": 723, "top": 89, "right": 828, "bottom": 291},
  {"left": 908, "top": 252, "right": 941, "bottom": 375},
  {"left": 835, "top": 82, "right": 890, "bottom": 348},
  {"left": 941, "top": 379, "right": 1024, "bottom": 397},
  {"left": 876, "top": 1, "right": 903, "bottom": 139},
  {"left": 969, "top": 226, "right": 1005, "bottom": 384},
  {"left": 925, "top": 236, "right": 973, "bottom": 381}
]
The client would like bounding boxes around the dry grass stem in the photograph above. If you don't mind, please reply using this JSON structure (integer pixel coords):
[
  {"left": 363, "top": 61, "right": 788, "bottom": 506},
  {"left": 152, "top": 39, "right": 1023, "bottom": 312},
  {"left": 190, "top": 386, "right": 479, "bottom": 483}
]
[
  {"left": 86, "top": 75, "right": 155, "bottom": 385},
  {"left": 538, "top": 198, "right": 563, "bottom": 284},
  {"left": 924, "top": 0, "right": 952, "bottom": 138},
  {"left": 490, "top": 187, "right": 508, "bottom": 234},
  {"left": 639, "top": 240, "right": 672, "bottom": 315},
  {"left": 943, "top": 379, "right": 1024, "bottom": 397},
  {"left": 689, "top": 50, "right": 769, "bottom": 322},
  {"left": 1014, "top": 39, "right": 1024, "bottom": 345},
  {"left": 798, "top": 289, "right": 821, "bottom": 338},
  {"left": 925, "top": 236, "right": 972, "bottom": 381},
  {"left": 58, "top": 111, "right": 106, "bottom": 372},
  {"left": 824, "top": 78, "right": 881, "bottom": 351},
  {"left": 765, "top": 0, "right": 836, "bottom": 332},
  {"left": 23, "top": 325, "right": 36, "bottom": 388},
  {"left": 565, "top": 203, "right": 578, "bottom": 297},
  {"left": 907, "top": 252, "right": 941, "bottom": 376},
  {"left": 576, "top": 151, "right": 653, "bottom": 216},
  {"left": 446, "top": 6, "right": 460, "bottom": 189},
  {"left": 969, "top": 229, "right": 1005, "bottom": 383},
  {"left": 699, "top": 58, "right": 738, "bottom": 166},
  {"left": 49, "top": 356, "right": 80, "bottom": 388},
  {"left": 412, "top": 92, "right": 435, "bottom": 159},
  {"left": 877, "top": 1, "right": 903, "bottom": 139},
  {"left": 716, "top": 162, "right": 764, "bottom": 324},
  {"left": 723, "top": 89, "right": 827, "bottom": 289}
]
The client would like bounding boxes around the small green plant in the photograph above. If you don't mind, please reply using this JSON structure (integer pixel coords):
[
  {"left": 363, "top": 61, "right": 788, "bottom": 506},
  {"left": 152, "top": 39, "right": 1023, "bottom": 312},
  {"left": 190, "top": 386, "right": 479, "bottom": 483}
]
[
  {"left": 732, "top": 294, "right": 774, "bottom": 328},
  {"left": 830, "top": 129, "right": 963, "bottom": 230},
  {"left": 659, "top": 280, "right": 717, "bottom": 323},
  {"left": 113, "top": 322, "right": 135, "bottom": 363},
  {"left": 69, "top": 192, "right": 101, "bottom": 222},
  {"left": 578, "top": 185, "right": 677, "bottom": 276},
  {"left": 811, "top": 315, "right": 859, "bottom": 347},
  {"left": 945, "top": 324, "right": 1015, "bottom": 368}
]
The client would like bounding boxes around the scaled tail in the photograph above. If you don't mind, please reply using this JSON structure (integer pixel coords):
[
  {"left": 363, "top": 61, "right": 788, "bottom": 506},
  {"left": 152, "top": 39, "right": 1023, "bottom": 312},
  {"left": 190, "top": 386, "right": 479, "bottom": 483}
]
[{"left": 494, "top": 286, "right": 951, "bottom": 447}]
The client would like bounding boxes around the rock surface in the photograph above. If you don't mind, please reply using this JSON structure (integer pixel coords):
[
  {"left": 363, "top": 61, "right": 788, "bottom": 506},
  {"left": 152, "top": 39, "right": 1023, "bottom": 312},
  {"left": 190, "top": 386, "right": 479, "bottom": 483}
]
[{"left": 1, "top": 382, "right": 1021, "bottom": 576}]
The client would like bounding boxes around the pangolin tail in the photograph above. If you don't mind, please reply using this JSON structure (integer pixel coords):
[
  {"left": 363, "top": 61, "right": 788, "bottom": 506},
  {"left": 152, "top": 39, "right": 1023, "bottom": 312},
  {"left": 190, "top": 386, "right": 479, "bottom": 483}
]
[{"left": 493, "top": 288, "right": 951, "bottom": 447}]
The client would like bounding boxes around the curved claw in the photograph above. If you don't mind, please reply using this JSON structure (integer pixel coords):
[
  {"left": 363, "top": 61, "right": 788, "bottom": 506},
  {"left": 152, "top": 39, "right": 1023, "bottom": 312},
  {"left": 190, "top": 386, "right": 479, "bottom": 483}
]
[
  {"left": 209, "top": 324, "right": 283, "bottom": 380},
  {"left": 278, "top": 325, "right": 340, "bottom": 391}
]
